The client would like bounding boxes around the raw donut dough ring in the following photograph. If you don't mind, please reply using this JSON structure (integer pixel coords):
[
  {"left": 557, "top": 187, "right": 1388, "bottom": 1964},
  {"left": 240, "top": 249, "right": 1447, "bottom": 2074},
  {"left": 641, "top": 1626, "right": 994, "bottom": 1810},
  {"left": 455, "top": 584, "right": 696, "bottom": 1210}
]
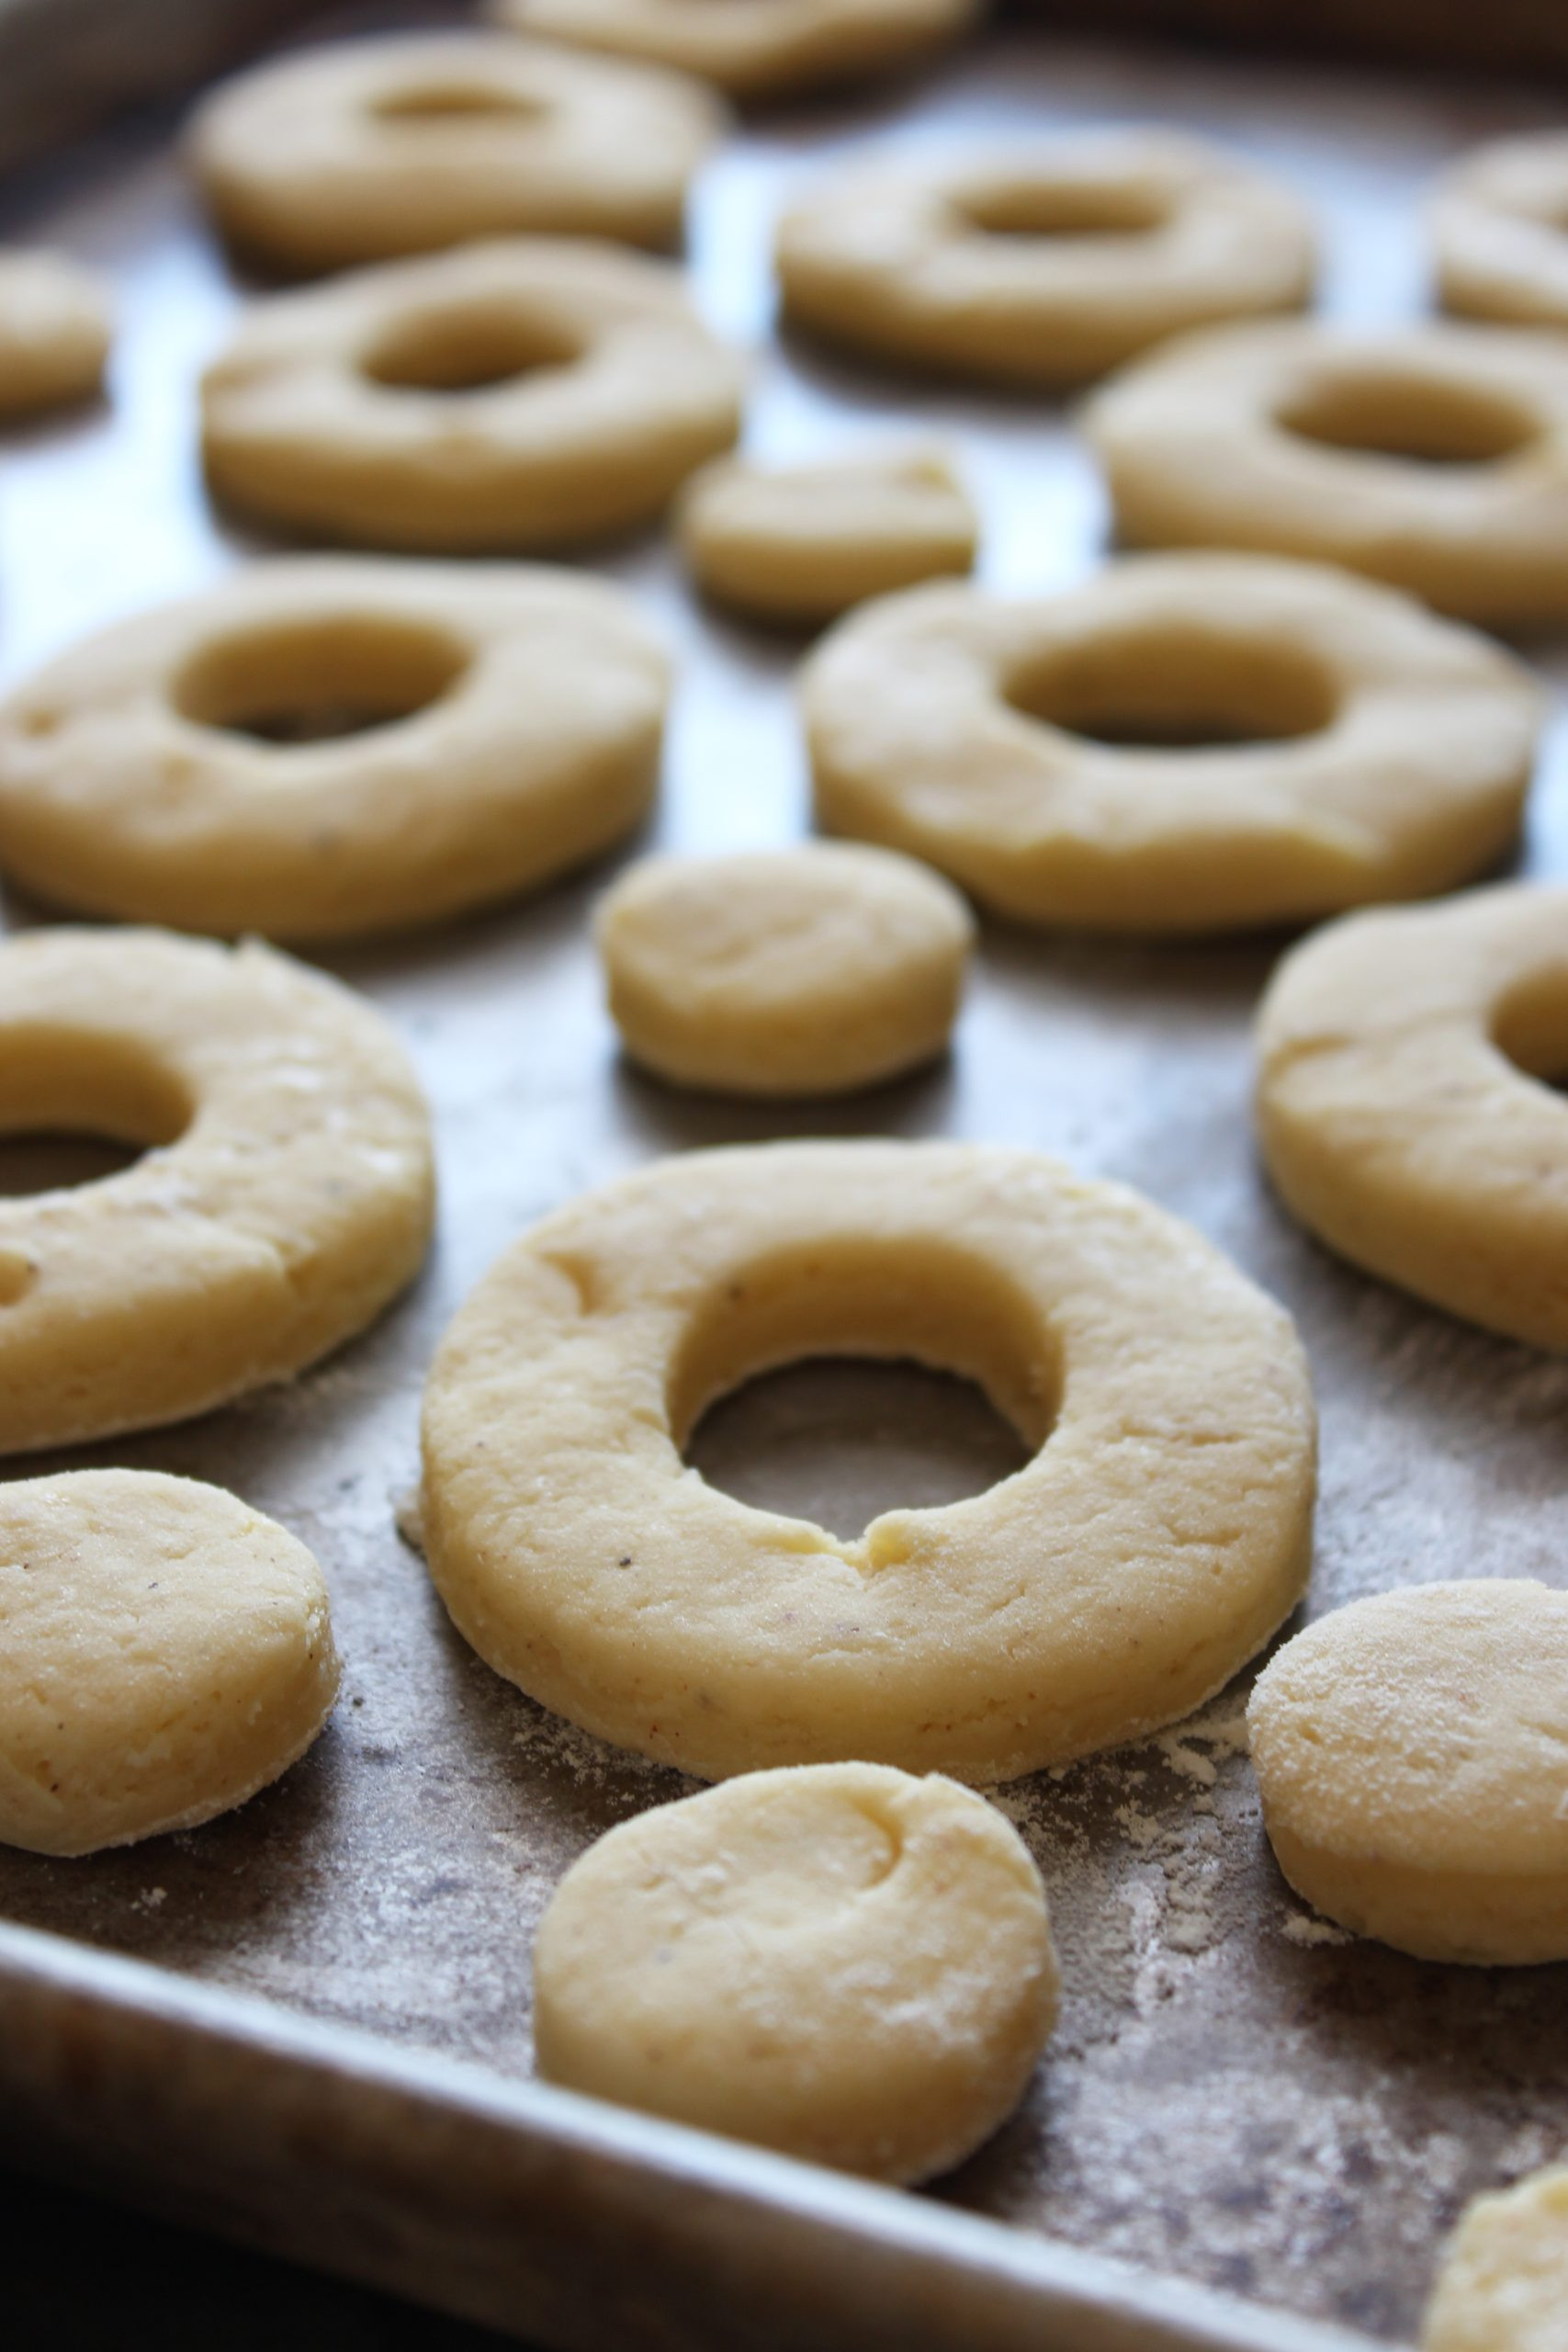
[
  {"left": 0, "top": 1469, "right": 338, "bottom": 1857},
  {"left": 189, "top": 34, "right": 727, "bottom": 273},
  {"left": 201, "top": 238, "right": 745, "bottom": 552},
  {"left": 0, "top": 926, "right": 434, "bottom": 1454},
  {"left": 0, "top": 251, "right": 110, "bottom": 418},
  {"left": 774, "top": 132, "right": 1314, "bottom": 389},
  {"left": 1257, "top": 885, "right": 1568, "bottom": 1351},
  {"left": 1249, "top": 1582, "right": 1568, "bottom": 1966},
  {"left": 677, "top": 446, "right": 976, "bottom": 625},
  {"left": 490, "top": 0, "right": 980, "bottom": 103},
  {"left": 0, "top": 558, "right": 669, "bottom": 941},
  {"left": 1424, "top": 2165, "right": 1568, "bottom": 2352},
  {"left": 533, "top": 1762, "right": 1058, "bottom": 2184},
  {"left": 1433, "top": 133, "right": 1568, "bottom": 333},
  {"left": 1086, "top": 319, "right": 1568, "bottom": 627},
  {"left": 801, "top": 555, "right": 1540, "bottom": 934},
  {"left": 594, "top": 843, "right": 974, "bottom": 1095},
  {"left": 420, "top": 1139, "right": 1315, "bottom": 1783}
]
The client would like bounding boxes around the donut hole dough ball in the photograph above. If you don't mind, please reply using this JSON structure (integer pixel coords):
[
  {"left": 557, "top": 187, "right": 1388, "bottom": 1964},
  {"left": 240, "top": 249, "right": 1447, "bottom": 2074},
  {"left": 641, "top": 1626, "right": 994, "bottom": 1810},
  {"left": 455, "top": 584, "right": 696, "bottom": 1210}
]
[
  {"left": 200, "top": 238, "right": 745, "bottom": 553},
  {"left": 420, "top": 1139, "right": 1315, "bottom": 1783},
  {"left": 0, "top": 559, "right": 669, "bottom": 940},
  {"left": 774, "top": 133, "right": 1315, "bottom": 390},
  {"left": 677, "top": 447, "right": 977, "bottom": 626},
  {"left": 1086, "top": 320, "right": 1568, "bottom": 627},
  {"left": 1424, "top": 2166, "right": 1568, "bottom": 2352},
  {"left": 534, "top": 1763, "right": 1057, "bottom": 2183},
  {"left": 1250, "top": 1582, "right": 1568, "bottom": 1966},
  {"left": 489, "top": 0, "right": 982, "bottom": 103},
  {"left": 1256, "top": 885, "right": 1568, "bottom": 1351},
  {"left": 595, "top": 845, "right": 974, "bottom": 1096},
  {"left": 188, "top": 34, "right": 727, "bottom": 273},
  {"left": 801, "top": 555, "right": 1540, "bottom": 934},
  {"left": 0, "top": 250, "right": 110, "bottom": 418},
  {"left": 1433, "top": 132, "right": 1568, "bottom": 332},
  {"left": 0, "top": 1470, "right": 339, "bottom": 1858},
  {"left": 0, "top": 927, "right": 433, "bottom": 1454}
]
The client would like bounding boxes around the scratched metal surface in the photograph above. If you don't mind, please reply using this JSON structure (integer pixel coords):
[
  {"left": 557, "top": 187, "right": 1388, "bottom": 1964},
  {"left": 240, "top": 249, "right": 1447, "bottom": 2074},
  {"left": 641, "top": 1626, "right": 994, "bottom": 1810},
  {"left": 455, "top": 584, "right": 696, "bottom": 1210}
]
[{"left": 0, "top": 10, "right": 1566, "bottom": 2346}]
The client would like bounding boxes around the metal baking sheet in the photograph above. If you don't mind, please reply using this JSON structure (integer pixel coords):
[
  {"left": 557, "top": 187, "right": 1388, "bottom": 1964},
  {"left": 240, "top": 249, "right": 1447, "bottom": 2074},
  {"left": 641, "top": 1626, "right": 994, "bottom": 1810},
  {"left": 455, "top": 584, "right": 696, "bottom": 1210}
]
[{"left": 1, "top": 9, "right": 1566, "bottom": 2346}]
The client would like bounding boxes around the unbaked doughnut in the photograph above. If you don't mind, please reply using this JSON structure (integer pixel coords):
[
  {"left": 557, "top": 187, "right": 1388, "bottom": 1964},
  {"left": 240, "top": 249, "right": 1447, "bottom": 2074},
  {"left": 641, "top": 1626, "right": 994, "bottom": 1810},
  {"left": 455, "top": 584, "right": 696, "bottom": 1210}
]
[
  {"left": 775, "top": 132, "right": 1314, "bottom": 389},
  {"left": 801, "top": 555, "right": 1540, "bottom": 934},
  {"left": 201, "top": 238, "right": 744, "bottom": 552},
  {"left": 1086, "top": 319, "right": 1568, "bottom": 626},
  {"left": 189, "top": 33, "right": 726, "bottom": 272},
  {"left": 533, "top": 1762, "right": 1057, "bottom": 2183},
  {"left": 1256, "top": 885, "right": 1568, "bottom": 1350},
  {"left": 595, "top": 844, "right": 973, "bottom": 1095},
  {"left": 0, "top": 558, "right": 668, "bottom": 940},
  {"left": 0, "top": 926, "right": 433, "bottom": 1453},
  {"left": 1249, "top": 1582, "right": 1568, "bottom": 1966},
  {"left": 1424, "top": 2165, "right": 1568, "bottom": 2352},
  {"left": 677, "top": 446, "right": 976, "bottom": 625},
  {"left": 1433, "top": 133, "right": 1568, "bottom": 333},
  {"left": 0, "top": 1469, "right": 338, "bottom": 1857},
  {"left": 420, "top": 1139, "right": 1315, "bottom": 1783},
  {"left": 0, "top": 250, "right": 109, "bottom": 418},
  {"left": 491, "top": 0, "right": 979, "bottom": 102}
]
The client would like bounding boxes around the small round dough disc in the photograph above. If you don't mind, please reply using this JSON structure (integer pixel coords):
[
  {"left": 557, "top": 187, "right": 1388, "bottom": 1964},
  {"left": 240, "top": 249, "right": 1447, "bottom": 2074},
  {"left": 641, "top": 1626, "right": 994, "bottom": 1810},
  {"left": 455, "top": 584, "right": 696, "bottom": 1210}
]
[
  {"left": 1248, "top": 1581, "right": 1568, "bottom": 1965},
  {"left": 0, "top": 1469, "right": 339, "bottom": 1857},
  {"left": 0, "top": 250, "right": 110, "bottom": 418},
  {"left": 594, "top": 843, "right": 975, "bottom": 1095},
  {"left": 490, "top": 0, "right": 981, "bottom": 103},
  {"left": 533, "top": 1761, "right": 1058, "bottom": 2184},
  {"left": 1433, "top": 132, "right": 1568, "bottom": 333},
  {"left": 1424, "top": 2165, "right": 1568, "bottom": 2352}
]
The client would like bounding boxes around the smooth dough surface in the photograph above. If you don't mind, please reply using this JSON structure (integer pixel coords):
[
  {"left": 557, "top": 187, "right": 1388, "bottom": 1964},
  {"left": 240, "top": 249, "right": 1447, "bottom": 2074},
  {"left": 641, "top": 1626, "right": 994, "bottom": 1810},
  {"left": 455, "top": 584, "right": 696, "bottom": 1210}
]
[
  {"left": 0, "top": 250, "right": 109, "bottom": 417},
  {"left": 201, "top": 237, "right": 744, "bottom": 552},
  {"left": 1433, "top": 133, "right": 1568, "bottom": 333},
  {"left": 1256, "top": 885, "right": 1568, "bottom": 1350},
  {"left": 775, "top": 132, "right": 1314, "bottom": 388},
  {"left": 1425, "top": 2165, "right": 1568, "bottom": 2352},
  {"left": 0, "top": 1469, "right": 339, "bottom": 1857},
  {"left": 0, "top": 558, "right": 669, "bottom": 940},
  {"left": 420, "top": 1139, "right": 1315, "bottom": 1783},
  {"left": 677, "top": 446, "right": 976, "bottom": 624},
  {"left": 490, "top": 0, "right": 980, "bottom": 101},
  {"left": 0, "top": 926, "right": 434, "bottom": 1454},
  {"left": 189, "top": 33, "right": 726, "bottom": 271},
  {"left": 802, "top": 555, "right": 1540, "bottom": 933},
  {"left": 1086, "top": 318, "right": 1568, "bottom": 626},
  {"left": 1250, "top": 1582, "right": 1568, "bottom": 1966},
  {"left": 595, "top": 843, "right": 974, "bottom": 1095},
  {"left": 533, "top": 1763, "right": 1057, "bottom": 2182}
]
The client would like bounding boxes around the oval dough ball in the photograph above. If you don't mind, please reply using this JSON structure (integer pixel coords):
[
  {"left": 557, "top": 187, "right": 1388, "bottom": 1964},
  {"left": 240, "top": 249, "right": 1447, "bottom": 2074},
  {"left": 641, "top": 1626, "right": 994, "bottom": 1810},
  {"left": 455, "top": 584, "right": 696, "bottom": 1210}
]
[
  {"left": 1424, "top": 2165, "right": 1568, "bottom": 2352},
  {"left": 1249, "top": 1582, "right": 1568, "bottom": 1965},
  {"left": 490, "top": 0, "right": 981, "bottom": 103},
  {"left": 0, "top": 250, "right": 110, "bottom": 418},
  {"left": 188, "top": 33, "right": 727, "bottom": 272},
  {"left": 1433, "top": 133, "right": 1568, "bottom": 333},
  {"left": 0, "top": 1469, "right": 339, "bottom": 1857},
  {"left": 677, "top": 447, "right": 976, "bottom": 625},
  {"left": 595, "top": 844, "right": 974, "bottom": 1096},
  {"left": 533, "top": 1763, "right": 1057, "bottom": 2183}
]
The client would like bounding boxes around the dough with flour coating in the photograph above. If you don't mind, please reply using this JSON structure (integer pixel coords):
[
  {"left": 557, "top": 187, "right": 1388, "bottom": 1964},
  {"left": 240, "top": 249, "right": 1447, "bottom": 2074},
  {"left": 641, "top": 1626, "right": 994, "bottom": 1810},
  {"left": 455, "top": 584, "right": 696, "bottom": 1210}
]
[{"left": 1424, "top": 2165, "right": 1568, "bottom": 2352}]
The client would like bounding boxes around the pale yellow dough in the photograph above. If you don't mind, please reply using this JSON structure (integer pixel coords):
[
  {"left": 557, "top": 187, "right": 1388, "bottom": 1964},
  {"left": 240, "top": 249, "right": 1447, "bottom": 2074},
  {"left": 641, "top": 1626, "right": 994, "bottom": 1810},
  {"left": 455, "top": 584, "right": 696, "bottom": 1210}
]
[
  {"left": 0, "top": 926, "right": 434, "bottom": 1454},
  {"left": 533, "top": 1763, "right": 1057, "bottom": 2183},
  {"left": 189, "top": 34, "right": 726, "bottom": 272},
  {"left": 1086, "top": 319, "right": 1568, "bottom": 626},
  {"left": 0, "top": 1469, "right": 339, "bottom": 1857},
  {"left": 677, "top": 447, "right": 976, "bottom": 625},
  {"left": 201, "top": 238, "right": 744, "bottom": 552},
  {"left": 802, "top": 555, "right": 1540, "bottom": 934},
  {"left": 775, "top": 132, "right": 1314, "bottom": 389},
  {"left": 594, "top": 844, "right": 973, "bottom": 1096},
  {"left": 420, "top": 1139, "right": 1315, "bottom": 1783},
  {"left": 0, "top": 251, "right": 109, "bottom": 418},
  {"left": 0, "top": 558, "right": 668, "bottom": 941},
  {"left": 491, "top": 0, "right": 979, "bottom": 101},
  {"left": 1433, "top": 133, "right": 1568, "bottom": 333},
  {"left": 1250, "top": 1582, "right": 1568, "bottom": 1966},
  {"left": 1256, "top": 885, "right": 1568, "bottom": 1351},
  {"left": 1425, "top": 2165, "right": 1568, "bottom": 2352}
]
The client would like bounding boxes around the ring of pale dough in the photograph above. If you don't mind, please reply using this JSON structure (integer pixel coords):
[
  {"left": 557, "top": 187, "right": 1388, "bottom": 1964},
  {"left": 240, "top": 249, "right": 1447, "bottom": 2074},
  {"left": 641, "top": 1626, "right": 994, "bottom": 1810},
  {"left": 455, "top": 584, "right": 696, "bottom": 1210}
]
[
  {"left": 0, "top": 250, "right": 110, "bottom": 418},
  {"left": 801, "top": 555, "right": 1540, "bottom": 933},
  {"left": 774, "top": 132, "right": 1314, "bottom": 388},
  {"left": 1433, "top": 133, "right": 1568, "bottom": 333},
  {"left": 533, "top": 1762, "right": 1058, "bottom": 2184},
  {"left": 1086, "top": 319, "right": 1568, "bottom": 626},
  {"left": 0, "top": 1469, "right": 339, "bottom": 1857},
  {"left": 189, "top": 34, "right": 727, "bottom": 272},
  {"left": 1423, "top": 2165, "right": 1568, "bottom": 2352},
  {"left": 201, "top": 238, "right": 745, "bottom": 552},
  {"left": 0, "top": 559, "right": 669, "bottom": 940},
  {"left": 490, "top": 0, "right": 979, "bottom": 101},
  {"left": 420, "top": 1139, "right": 1315, "bottom": 1783},
  {"left": 1249, "top": 1582, "right": 1568, "bottom": 1966},
  {"left": 1257, "top": 885, "right": 1568, "bottom": 1350},
  {"left": 594, "top": 844, "right": 974, "bottom": 1095},
  {"left": 0, "top": 927, "right": 434, "bottom": 1454}
]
